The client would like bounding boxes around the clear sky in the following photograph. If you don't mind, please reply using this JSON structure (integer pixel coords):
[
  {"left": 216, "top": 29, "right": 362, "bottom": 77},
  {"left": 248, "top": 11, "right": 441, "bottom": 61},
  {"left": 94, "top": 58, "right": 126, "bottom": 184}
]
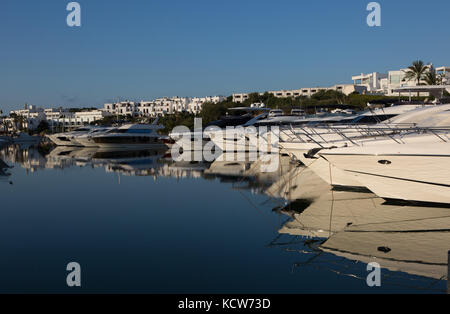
[{"left": 1, "top": 0, "right": 449, "bottom": 112}]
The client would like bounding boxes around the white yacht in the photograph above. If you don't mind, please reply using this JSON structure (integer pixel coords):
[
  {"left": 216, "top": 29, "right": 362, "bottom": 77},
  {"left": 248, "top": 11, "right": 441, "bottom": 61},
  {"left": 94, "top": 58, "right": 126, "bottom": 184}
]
[
  {"left": 319, "top": 134, "right": 450, "bottom": 204},
  {"left": 208, "top": 104, "right": 426, "bottom": 153},
  {"left": 74, "top": 127, "right": 115, "bottom": 147},
  {"left": 90, "top": 124, "right": 169, "bottom": 149},
  {"left": 279, "top": 104, "right": 428, "bottom": 143},
  {"left": 279, "top": 104, "right": 450, "bottom": 188},
  {"left": 47, "top": 126, "right": 97, "bottom": 146}
]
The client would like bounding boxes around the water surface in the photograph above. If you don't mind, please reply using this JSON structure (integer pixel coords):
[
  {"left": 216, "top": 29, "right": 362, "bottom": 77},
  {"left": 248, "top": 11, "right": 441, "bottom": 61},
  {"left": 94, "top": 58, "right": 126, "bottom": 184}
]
[{"left": 0, "top": 144, "right": 448, "bottom": 293}]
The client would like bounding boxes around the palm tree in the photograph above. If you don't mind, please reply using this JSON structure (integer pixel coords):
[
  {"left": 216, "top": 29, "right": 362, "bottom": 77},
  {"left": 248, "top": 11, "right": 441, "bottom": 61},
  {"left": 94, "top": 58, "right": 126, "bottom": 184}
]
[
  {"left": 403, "top": 60, "right": 429, "bottom": 85},
  {"left": 403, "top": 60, "right": 429, "bottom": 96}
]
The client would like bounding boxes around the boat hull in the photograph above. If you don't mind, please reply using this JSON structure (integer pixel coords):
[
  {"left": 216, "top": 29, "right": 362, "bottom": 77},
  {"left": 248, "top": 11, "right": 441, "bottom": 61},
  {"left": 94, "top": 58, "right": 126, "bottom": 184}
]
[
  {"left": 322, "top": 153, "right": 450, "bottom": 204},
  {"left": 280, "top": 142, "right": 366, "bottom": 188}
]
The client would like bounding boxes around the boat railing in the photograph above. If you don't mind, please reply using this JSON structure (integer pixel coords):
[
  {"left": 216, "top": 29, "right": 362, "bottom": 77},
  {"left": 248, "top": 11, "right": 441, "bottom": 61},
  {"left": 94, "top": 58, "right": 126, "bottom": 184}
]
[
  {"left": 288, "top": 125, "right": 325, "bottom": 148},
  {"left": 281, "top": 124, "right": 450, "bottom": 145}
]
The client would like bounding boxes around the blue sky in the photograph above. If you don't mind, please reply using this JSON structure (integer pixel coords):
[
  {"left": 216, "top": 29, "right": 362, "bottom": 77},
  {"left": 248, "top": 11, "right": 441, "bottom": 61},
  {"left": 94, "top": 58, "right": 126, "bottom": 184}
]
[{"left": 1, "top": 0, "right": 449, "bottom": 112}]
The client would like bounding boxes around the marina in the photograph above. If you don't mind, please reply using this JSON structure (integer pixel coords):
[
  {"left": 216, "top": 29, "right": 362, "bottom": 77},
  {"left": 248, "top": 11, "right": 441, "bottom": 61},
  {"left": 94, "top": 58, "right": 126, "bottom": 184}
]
[
  {"left": 19, "top": 102, "right": 450, "bottom": 206},
  {"left": 1, "top": 102, "right": 449, "bottom": 293},
  {"left": 2, "top": 0, "right": 450, "bottom": 298}
]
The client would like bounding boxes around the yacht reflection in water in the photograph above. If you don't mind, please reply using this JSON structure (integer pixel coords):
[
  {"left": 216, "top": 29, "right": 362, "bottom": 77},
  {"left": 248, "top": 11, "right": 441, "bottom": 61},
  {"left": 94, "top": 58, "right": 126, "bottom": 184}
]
[
  {"left": 269, "top": 164, "right": 450, "bottom": 290},
  {"left": 0, "top": 144, "right": 212, "bottom": 180},
  {"left": 1, "top": 144, "right": 449, "bottom": 292}
]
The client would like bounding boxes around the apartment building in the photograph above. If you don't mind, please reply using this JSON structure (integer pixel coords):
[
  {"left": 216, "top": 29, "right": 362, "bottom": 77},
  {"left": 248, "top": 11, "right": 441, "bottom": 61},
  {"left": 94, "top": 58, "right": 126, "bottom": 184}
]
[
  {"left": 232, "top": 84, "right": 367, "bottom": 103},
  {"left": 354, "top": 65, "right": 450, "bottom": 96},
  {"left": 8, "top": 105, "right": 111, "bottom": 130},
  {"left": 104, "top": 96, "right": 226, "bottom": 117},
  {"left": 352, "top": 72, "right": 388, "bottom": 93},
  {"left": 436, "top": 66, "right": 450, "bottom": 85}
]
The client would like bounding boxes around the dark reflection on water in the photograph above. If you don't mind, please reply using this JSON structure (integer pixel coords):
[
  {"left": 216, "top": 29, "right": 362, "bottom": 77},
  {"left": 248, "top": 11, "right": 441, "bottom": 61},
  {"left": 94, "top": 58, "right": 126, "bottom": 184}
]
[{"left": 0, "top": 144, "right": 448, "bottom": 293}]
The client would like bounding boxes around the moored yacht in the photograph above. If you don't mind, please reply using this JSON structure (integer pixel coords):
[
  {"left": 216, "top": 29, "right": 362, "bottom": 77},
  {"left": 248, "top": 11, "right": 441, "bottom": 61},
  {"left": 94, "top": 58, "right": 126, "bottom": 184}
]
[
  {"left": 74, "top": 127, "right": 115, "bottom": 147},
  {"left": 279, "top": 104, "right": 450, "bottom": 188},
  {"left": 319, "top": 135, "right": 450, "bottom": 204},
  {"left": 90, "top": 124, "right": 169, "bottom": 149},
  {"left": 47, "top": 126, "right": 97, "bottom": 146}
]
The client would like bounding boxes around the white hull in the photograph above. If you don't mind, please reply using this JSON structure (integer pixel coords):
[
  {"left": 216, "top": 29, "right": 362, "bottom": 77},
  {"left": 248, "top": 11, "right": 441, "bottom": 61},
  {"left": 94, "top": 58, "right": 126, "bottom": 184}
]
[
  {"left": 323, "top": 154, "right": 450, "bottom": 204},
  {"left": 322, "top": 142, "right": 450, "bottom": 204},
  {"left": 280, "top": 142, "right": 366, "bottom": 188}
]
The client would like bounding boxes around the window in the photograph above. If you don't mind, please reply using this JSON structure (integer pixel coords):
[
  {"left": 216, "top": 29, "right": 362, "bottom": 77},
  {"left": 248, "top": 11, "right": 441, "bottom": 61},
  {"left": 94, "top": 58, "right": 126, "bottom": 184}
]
[{"left": 390, "top": 74, "right": 402, "bottom": 84}]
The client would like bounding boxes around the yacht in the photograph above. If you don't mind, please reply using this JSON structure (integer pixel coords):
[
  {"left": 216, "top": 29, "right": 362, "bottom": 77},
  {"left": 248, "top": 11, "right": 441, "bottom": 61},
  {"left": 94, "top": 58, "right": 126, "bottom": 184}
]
[
  {"left": 74, "top": 127, "right": 115, "bottom": 147},
  {"left": 279, "top": 104, "right": 450, "bottom": 187},
  {"left": 178, "top": 107, "right": 271, "bottom": 152},
  {"left": 47, "top": 126, "right": 97, "bottom": 146},
  {"left": 90, "top": 124, "right": 169, "bottom": 149},
  {"left": 208, "top": 104, "right": 426, "bottom": 152},
  {"left": 279, "top": 104, "right": 427, "bottom": 142},
  {"left": 206, "top": 107, "right": 270, "bottom": 128},
  {"left": 319, "top": 134, "right": 450, "bottom": 204}
]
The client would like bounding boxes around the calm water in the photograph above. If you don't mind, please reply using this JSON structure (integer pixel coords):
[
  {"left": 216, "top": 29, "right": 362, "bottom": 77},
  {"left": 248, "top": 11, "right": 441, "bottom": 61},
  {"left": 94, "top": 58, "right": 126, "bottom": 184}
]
[{"left": 0, "top": 144, "right": 448, "bottom": 293}]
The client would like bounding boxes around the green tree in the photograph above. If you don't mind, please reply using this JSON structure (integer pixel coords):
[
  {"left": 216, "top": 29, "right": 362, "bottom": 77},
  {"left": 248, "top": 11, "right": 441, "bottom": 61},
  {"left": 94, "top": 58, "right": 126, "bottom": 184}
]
[
  {"left": 403, "top": 60, "right": 429, "bottom": 97},
  {"left": 403, "top": 60, "right": 428, "bottom": 85}
]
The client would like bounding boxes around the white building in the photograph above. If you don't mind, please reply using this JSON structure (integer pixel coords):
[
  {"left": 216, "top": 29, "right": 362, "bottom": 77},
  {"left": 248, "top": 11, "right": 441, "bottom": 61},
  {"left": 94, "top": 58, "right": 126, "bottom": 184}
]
[
  {"left": 104, "top": 96, "right": 226, "bottom": 117},
  {"left": 353, "top": 64, "right": 450, "bottom": 96},
  {"left": 44, "top": 110, "right": 111, "bottom": 129},
  {"left": 352, "top": 72, "right": 388, "bottom": 93},
  {"left": 188, "top": 96, "right": 226, "bottom": 114},
  {"left": 232, "top": 84, "right": 366, "bottom": 103},
  {"left": 104, "top": 101, "right": 139, "bottom": 116},
  {"left": 8, "top": 105, "right": 111, "bottom": 131},
  {"left": 9, "top": 105, "right": 46, "bottom": 131},
  {"left": 436, "top": 66, "right": 450, "bottom": 85}
]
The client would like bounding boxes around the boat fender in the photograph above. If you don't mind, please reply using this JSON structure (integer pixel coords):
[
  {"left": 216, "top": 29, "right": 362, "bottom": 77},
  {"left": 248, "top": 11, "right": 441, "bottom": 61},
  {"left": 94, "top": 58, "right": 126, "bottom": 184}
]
[{"left": 377, "top": 246, "right": 391, "bottom": 253}]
